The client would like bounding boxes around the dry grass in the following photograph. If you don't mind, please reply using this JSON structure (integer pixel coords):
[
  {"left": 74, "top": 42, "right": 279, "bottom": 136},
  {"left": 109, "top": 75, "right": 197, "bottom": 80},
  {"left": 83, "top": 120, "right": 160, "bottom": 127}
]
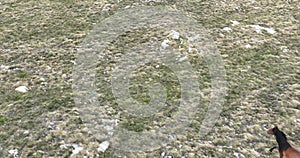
[{"left": 0, "top": 0, "right": 299, "bottom": 157}]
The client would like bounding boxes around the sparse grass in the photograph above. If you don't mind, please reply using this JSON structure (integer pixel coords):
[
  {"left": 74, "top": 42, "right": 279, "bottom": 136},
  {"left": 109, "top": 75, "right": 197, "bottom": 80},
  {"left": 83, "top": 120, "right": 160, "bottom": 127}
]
[
  {"left": 0, "top": 0, "right": 299, "bottom": 157},
  {"left": 0, "top": 117, "right": 5, "bottom": 124}
]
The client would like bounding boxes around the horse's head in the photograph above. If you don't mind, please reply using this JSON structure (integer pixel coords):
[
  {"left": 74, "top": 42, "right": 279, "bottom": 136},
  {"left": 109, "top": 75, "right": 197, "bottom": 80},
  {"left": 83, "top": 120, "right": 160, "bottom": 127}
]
[
  {"left": 267, "top": 125, "right": 279, "bottom": 135},
  {"left": 267, "top": 125, "right": 287, "bottom": 141}
]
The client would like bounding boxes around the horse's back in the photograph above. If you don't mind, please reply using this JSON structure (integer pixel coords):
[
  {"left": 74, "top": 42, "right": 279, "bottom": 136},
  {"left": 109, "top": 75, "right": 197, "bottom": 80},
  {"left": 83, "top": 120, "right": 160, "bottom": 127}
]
[{"left": 283, "top": 147, "right": 300, "bottom": 158}]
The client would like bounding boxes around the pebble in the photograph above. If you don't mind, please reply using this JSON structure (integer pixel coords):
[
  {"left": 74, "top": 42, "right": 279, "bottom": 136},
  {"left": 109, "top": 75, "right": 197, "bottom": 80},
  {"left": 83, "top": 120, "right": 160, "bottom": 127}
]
[
  {"left": 97, "top": 141, "right": 110, "bottom": 152},
  {"left": 15, "top": 86, "right": 28, "bottom": 93},
  {"left": 231, "top": 20, "right": 240, "bottom": 26},
  {"left": 169, "top": 30, "right": 180, "bottom": 40},
  {"left": 222, "top": 27, "right": 232, "bottom": 32},
  {"left": 8, "top": 149, "right": 18, "bottom": 157},
  {"left": 72, "top": 144, "right": 83, "bottom": 155},
  {"left": 161, "top": 39, "right": 170, "bottom": 49}
]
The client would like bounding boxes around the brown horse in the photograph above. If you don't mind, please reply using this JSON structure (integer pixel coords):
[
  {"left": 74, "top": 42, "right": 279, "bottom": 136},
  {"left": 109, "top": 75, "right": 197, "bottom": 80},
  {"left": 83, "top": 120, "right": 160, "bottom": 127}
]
[{"left": 267, "top": 126, "right": 300, "bottom": 158}]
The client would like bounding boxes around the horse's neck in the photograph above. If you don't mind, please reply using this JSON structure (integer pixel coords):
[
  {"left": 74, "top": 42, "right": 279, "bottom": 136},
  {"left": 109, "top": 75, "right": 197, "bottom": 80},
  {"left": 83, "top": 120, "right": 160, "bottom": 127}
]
[{"left": 275, "top": 133, "right": 291, "bottom": 152}]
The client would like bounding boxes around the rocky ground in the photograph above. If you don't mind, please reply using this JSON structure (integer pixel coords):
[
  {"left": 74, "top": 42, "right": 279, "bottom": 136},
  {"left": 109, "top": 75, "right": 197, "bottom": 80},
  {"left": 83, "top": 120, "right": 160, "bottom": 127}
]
[{"left": 0, "top": 0, "right": 299, "bottom": 157}]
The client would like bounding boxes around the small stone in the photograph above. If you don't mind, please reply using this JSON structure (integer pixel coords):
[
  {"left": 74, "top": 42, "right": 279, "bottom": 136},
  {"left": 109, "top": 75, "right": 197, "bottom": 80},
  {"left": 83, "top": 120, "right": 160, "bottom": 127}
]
[
  {"left": 231, "top": 20, "right": 239, "bottom": 26},
  {"left": 97, "top": 141, "right": 110, "bottom": 152},
  {"left": 222, "top": 27, "right": 232, "bottom": 32},
  {"left": 72, "top": 144, "right": 83, "bottom": 155},
  {"left": 178, "top": 56, "right": 188, "bottom": 62},
  {"left": 15, "top": 86, "right": 28, "bottom": 93},
  {"left": 245, "top": 44, "right": 251, "bottom": 48},
  {"left": 169, "top": 30, "right": 180, "bottom": 39},
  {"left": 8, "top": 149, "right": 18, "bottom": 157},
  {"left": 161, "top": 152, "right": 166, "bottom": 157},
  {"left": 39, "top": 77, "right": 45, "bottom": 81},
  {"left": 0, "top": 65, "right": 9, "bottom": 70},
  {"left": 161, "top": 40, "right": 170, "bottom": 49}
]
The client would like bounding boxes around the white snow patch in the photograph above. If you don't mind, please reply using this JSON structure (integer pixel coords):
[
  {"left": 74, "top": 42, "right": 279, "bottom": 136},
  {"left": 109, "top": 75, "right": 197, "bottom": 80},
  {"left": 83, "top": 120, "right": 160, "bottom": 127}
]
[
  {"left": 15, "top": 86, "right": 29, "bottom": 93},
  {"left": 187, "top": 34, "right": 200, "bottom": 42},
  {"left": 233, "top": 152, "right": 245, "bottom": 158},
  {"left": 72, "top": 144, "right": 83, "bottom": 155},
  {"left": 249, "top": 25, "right": 276, "bottom": 34},
  {"left": 222, "top": 27, "right": 232, "bottom": 32},
  {"left": 8, "top": 149, "right": 18, "bottom": 157},
  {"left": 0, "top": 65, "right": 9, "bottom": 70},
  {"left": 245, "top": 44, "right": 251, "bottom": 48},
  {"left": 97, "top": 141, "right": 110, "bottom": 152},
  {"left": 62, "top": 74, "right": 67, "bottom": 78},
  {"left": 161, "top": 39, "right": 170, "bottom": 49},
  {"left": 37, "top": 150, "right": 45, "bottom": 154},
  {"left": 60, "top": 143, "right": 68, "bottom": 149},
  {"left": 231, "top": 20, "right": 239, "bottom": 26},
  {"left": 39, "top": 77, "right": 45, "bottom": 81},
  {"left": 169, "top": 30, "right": 180, "bottom": 39},
  {"left": 178, "top": 56, "right": 188, "bottom": 62},
  {"left": 282, "top": 48, "right": 290, "bottom": 53},
  {"left": 161, "top": 152, "right": 166, "bottom": 157}
]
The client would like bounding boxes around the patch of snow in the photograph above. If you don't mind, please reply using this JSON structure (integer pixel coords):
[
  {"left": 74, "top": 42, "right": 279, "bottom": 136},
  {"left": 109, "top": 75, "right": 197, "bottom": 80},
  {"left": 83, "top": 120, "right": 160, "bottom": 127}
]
[
  {"left": 264, "top": 27, "right": 276, "bottom": 34},
  {"left": 15, "top": 86, "right": 28, "bottom": 93},
  {"left": 161, "top": 152, "right": 166, "bottom": 157},
  {"left": 72, "top": 144, "right": 83, "bottom": 155},
  {"left": 70, "top": 60, "right": 76, "bottom": 64},
  {"left": 39, "top": 77, "right": 45, "bottom": 81},
  {"left": 60, "top": 143, "right": 68, "bottom": 149},
  {"left": 231, "top": 20, "right": 239, "bottom": 26},
  {"left": 37, "top": 150, "right": 44, "bottom": 154},
  {"left": 8, "top": 149, "right": 18, "bottom": 158},
  {"left": 62, "top": 74, "right": 67, "bottom": 78},
  {"left": 103, "top": 125, "right": 113, "bottom": 131},
  {"left": 187, "top": 34, "right": 199, "bottom": 42},
  {"left": 222, "top": 27, "right": 232, "bottom": 32},
  {"left": 178, "top": 56, "right": 188, "bottom": 62},
  {"left": 48, "top": 121, "right": 55, "bottom": 129},
  {"left": 245, "top": 44, "right": 251, "bottom": 48},
  {"left": 169, "top": 30, "right": 180, "bottom": 39},
  {"left": 97, "top": 141, "right": 110, "bottom": 152},
  {"left": 233, "top": 152, "right": 245, "bottom": 158},
  {"left": 282, "top": 48, "right": 289, "bottom": 53},
  {"left": 249, "top": 25, "right": 276, "bottom": 34},
  {"left": 0, "top": 65, "right": 9, "bottom": 70},
  {"left": 41, "top": 82, "right": 48, "bottom": 85},
  {"left": 161, "top": 39, "right": 170, "bottom": 49}
]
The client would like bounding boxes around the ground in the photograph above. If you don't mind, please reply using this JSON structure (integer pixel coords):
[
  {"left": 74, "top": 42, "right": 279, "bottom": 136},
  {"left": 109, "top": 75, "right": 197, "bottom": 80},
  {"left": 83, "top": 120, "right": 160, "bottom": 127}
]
[{"left": 0, "top": 0, "right": 299, "bottom": 157}]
